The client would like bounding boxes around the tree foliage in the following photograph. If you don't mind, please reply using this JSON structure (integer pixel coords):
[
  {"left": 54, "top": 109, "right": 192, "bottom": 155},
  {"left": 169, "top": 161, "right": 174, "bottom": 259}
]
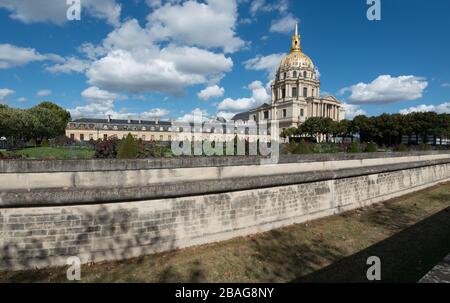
[
  {"left": 0, "top": 102, "right": 71, "bottom": 144},
  {"left": 117, "top": 133, "right": 138, "bottom": 159},
  {"left": 281, "top": 112, "right": 450, "bottom": 147}
]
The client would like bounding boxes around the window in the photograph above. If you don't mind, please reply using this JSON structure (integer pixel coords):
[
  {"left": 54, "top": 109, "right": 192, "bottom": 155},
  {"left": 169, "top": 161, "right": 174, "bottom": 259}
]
[
  {"left": 79, "top": 134, "right": 84, "bottom": 141},
  {"left": 293, "top": 71, "right": 297, "bottom": 78},
  {"left": 300, "top": 109, "right": 304, "bottom": 117},
  {"left": 292, "top": 87, "right": 297, "bottom": 97},
  {"left": 151, "top": 135, "right": 155, "bottom": 141},
  {"left": 69, "top": 123, "right": 76, "bottom": 128},
  {"left": 168, "top": 135, "right": 172, "bottom": 141},
  {"left": 142, "top": 135, "right": 146, "bottom": 141},
  {"left": 282, "top": 109, "right": 287, "bottom": 118},
  {"left": 142, "top": 127, "right": 146, "bottom": 131},
  {"left": 89, "top": 134, "right": 94, "bottom": 140},
  {"left": 70, "top": 134, "right": 75, "bottom": 140},
  {"left": 283, "top": 72, "right": 286, "bottom": 79},
  {"left": 160, "top": 135, "right": 164, "bottom": 141},
  {"left": 253, "top": 115, "right": 256, "bottom": 121},
  {"left": 312, "top": 89, "right": 315, "bottom": 97},
  {"left": 282, "top": 89, "right": 286, "bottom": 98},
  {"left": 303, "top": 71, "right": 307, "bottom": 78},
  {"left": 303, "top": 87, "right": 308, "bottom": 97},
  {"left": 103, "top": 125, "right": 108, "bottom": 130},
  {"left": 264, "top": 111, "right": 269, "bottom": 119},
  {"left": 160, "top": 127, "right": 164, "bottom": 131},
  {"left": 103, "top": 134, "right": 108, "bottom": 140}
]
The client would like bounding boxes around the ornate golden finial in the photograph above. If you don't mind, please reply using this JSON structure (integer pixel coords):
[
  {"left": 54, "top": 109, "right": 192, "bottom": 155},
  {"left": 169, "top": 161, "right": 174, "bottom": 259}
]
[{"left": 290, "top": 17, "right": 301, "bottom": 53}]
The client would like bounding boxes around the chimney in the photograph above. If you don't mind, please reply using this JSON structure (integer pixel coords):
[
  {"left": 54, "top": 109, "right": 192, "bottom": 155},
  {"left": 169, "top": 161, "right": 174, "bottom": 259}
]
[
  {"left": 155, "top": 118, "right": 159, "bottom": 125},
  {"left": 139, "top": 119, "right": 142, "bottom": 124},
  {"left": 128, "top": 116, "right": 131, "bottom": 124},
  {"left": 107, "top": 114, "right": 111, "bottom": 123}
]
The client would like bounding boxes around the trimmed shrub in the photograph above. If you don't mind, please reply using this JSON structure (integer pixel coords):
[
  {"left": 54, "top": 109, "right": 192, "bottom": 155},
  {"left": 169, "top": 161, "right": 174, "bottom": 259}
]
[
  {"left": 295, "top": 140, "right": 312, "bottom": 154},
  {"left": 41, "top": 137, "right": 49, "bottom": 147},
  {"left": 117, "top": 133, "right": 138, "bottom": 159},
  {"left": 347, "top": 142, "right": 360, "bottom": 153},
  {"left": 418, "top": 143, "right": 431, "bottom": 151},
  {"left": 27, "top": 138, "right": 36, "bottom": 147},
  {"left": 394, "top": 143, "right": 409, "bottom": 152},
  {"left": 365, "top": 141, "right": 378, "bottom": 153}
]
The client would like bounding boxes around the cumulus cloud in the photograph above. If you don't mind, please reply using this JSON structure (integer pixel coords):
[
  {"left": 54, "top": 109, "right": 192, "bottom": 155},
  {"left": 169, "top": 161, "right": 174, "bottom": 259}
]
[
  {"left": 270, "top": 13, "right": 296, "bottom": 34},
  {"left": 341, "top": 103, "right": 367, "bottom": 119},
  {"left": 217, "top": 80, "right": 270, "bottom": 113},
  {"left": 69, "top": 86, "right": 168, "bottom": 119},
  {"left": 244, "top": 53, "right": 285, "bottom": 79},
  {"left": 340, "top": 75, "right": 428, "bottom": 104},
  {"left": 85, "top": 19, "right": 233, "bottom": 96},
  {"left": 176, "top": 108, "right": 210, "bottom": 122},
  {"left": 36, "top": 89, "right": 52, "bottom": 97},
  {"left": 45, "top": 57, "right": 90, "bottom": 74},
  {"left": 249, "top": 0, "right": 289, "bottom": 16},
  {"left": 0, "top": 43, "right": 62, "bottom": 69},
  {"left": 0, "top": 0, "right": 122, "bottom": 26},
  {"left": 147, "top": 0, "right": 245, "bottom": 53},
  {"left": 399, "top": 102, "right": 450, "bottom": 115},
  {"left": 0, "top": 88, "right": 15, "bottom": 101},
  {"left": 197, "top": 85, "right": 225, "bottom": 101}
]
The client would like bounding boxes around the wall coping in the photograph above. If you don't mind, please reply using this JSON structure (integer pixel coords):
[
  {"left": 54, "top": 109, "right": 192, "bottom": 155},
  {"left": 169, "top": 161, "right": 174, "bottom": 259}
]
[
  {"left": 1, "top": 151, "right": 449, "bottom": 173},
  {"left": 1, "top": 158, "right": 449, "bottom": 208}
]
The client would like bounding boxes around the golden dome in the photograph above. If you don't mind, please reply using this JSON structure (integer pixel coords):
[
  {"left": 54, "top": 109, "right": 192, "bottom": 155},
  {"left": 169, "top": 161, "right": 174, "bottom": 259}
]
[
  {"left": 278, "top": 20, "right": 314, "bottom": 70},
  {"left": 280, "top": 52, "right": 314, "bottom": 69}
]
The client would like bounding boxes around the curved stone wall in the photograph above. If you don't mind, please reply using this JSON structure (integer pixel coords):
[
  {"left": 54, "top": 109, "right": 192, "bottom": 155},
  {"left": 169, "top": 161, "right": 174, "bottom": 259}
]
[{"left": 1, "top": 152, "right": 449, "bottom": 270}]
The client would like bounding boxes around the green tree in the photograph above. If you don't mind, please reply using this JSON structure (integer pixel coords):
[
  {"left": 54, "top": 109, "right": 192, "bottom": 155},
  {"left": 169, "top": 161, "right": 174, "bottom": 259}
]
[{"left": 117, "top": 133, "right": 138, "bottom": 159}]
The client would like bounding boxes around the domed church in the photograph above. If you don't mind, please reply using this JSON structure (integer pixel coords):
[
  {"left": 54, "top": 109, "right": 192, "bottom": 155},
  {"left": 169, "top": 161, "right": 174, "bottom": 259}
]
[{"left": 232, "top": 21, "right": 345, "bottom": 138}]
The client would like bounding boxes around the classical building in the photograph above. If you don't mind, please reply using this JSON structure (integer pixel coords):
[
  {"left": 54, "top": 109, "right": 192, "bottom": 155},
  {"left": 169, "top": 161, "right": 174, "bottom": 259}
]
[
  {"left": 231, "top": 21, "right": 345, "bottom": 136},
  {"left": 66, "top": 22, "right": 343, "bottom": 143}
]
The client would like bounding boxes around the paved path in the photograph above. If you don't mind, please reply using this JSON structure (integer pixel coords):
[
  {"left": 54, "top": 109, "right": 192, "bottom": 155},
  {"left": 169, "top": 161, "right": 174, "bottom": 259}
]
[{"left": 419, "top": 253, "right": 450, "bottom": 283}]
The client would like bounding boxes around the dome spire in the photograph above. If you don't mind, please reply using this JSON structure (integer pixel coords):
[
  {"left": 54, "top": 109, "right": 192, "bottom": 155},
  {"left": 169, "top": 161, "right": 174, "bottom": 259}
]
[{"left": 290, "top": 18, "right": 301, "bottom": 53}]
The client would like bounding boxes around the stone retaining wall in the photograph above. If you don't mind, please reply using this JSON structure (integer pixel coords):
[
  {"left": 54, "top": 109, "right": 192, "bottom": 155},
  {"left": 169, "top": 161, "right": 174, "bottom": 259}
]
[{"left": 0, "top": 152, "right": 449, "bottom": 270}]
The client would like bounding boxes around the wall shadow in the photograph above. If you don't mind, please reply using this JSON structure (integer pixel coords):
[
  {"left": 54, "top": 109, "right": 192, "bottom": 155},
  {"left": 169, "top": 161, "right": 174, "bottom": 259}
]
[{"left": 292, "top": 207, "right": 450, "bottom": 283}]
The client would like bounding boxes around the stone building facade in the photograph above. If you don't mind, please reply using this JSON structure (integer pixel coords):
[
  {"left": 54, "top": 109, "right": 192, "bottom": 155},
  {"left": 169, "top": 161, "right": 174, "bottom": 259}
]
[
  {"left": 232, "top": 21, "right": 345, "bottom": 135},
  {"left": 65, "top": 22, "right": 343, "bottom": 142}
]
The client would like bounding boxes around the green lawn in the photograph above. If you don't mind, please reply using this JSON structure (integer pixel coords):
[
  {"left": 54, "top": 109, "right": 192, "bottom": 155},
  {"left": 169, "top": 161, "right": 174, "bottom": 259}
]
[
  {"left": 1, "top": 182, "right": 449, "bottom": 283},
  {"left": 15, "top": 146, "right": 95, "bottom": 160}
]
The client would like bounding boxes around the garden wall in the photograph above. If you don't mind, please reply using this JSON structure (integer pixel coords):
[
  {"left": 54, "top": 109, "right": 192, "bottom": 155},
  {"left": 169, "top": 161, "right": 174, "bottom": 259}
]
[{"left": 0, "top": 152, "right": 449, "bottom": 270}]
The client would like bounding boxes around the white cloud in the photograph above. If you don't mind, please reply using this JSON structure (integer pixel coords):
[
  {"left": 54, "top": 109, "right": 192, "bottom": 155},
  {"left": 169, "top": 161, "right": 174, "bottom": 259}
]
[
  {"left": 147, "top": 0, "right": 245, "bottom": 53},
  {"left": 249, "top": 0, "right": 289, "bottom": 16},
  {"left": 85, "top": 19, "right": 233, "bottom": 96},
  {"left": 81, "top": 86, "right": 119, "bottom": 102},
  {"left": 197, "top": 85, "right": 225, "bottom": 101},
  {"left": 216, "top": 111, "right": 237, "bottom": 121},
  {"left": 69, "top": 86, "right": 168, "bottom": 119},
  {"left": 0, "top": 0, "right": 121, "bottom": 26},
  {"left": 0, "top": 43, "right": 62, "bottom": 69},
  {"left": 176, "top": 108, "right": 210, "bottom": 122},
  {"left": 399, "top": 102, "right": 450, "bottom": 115},
  {"left": 441, "top": 83, "right": 450, "bottom": 88},
  {"left": 341, "top": 103, "right": 367, "bottom": 119},
  {"left": 244, "top": 53, "right": 285, "bottom": 79},
  {"left": 17, "top": 97, "right": 27, "bottom": 103},
  {"left": 36, "top": 89, "right": 52, "bottom": 97},
  {"left": 217, "top": 80, "right": 270, "bottom": 112},
  {"left": 270, "top": 13, "right": 296, "bottom": 34},
  {"left": 0, "top": 88, "right": 15, "bottom": 101},
  {"left": 46, "top": 57, "right": 90, "bottom": 74},
  {"left": 141, "top": 108, "right": 170, "bottom": 119},
  {"left": 340, "top": 75, "right": 428, "bottom": 104}
]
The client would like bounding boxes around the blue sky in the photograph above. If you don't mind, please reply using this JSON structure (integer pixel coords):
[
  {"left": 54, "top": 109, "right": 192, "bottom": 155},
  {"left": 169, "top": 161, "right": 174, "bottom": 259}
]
[{"left": 0, "top": 0, "right": 449, "bottom": 121}]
